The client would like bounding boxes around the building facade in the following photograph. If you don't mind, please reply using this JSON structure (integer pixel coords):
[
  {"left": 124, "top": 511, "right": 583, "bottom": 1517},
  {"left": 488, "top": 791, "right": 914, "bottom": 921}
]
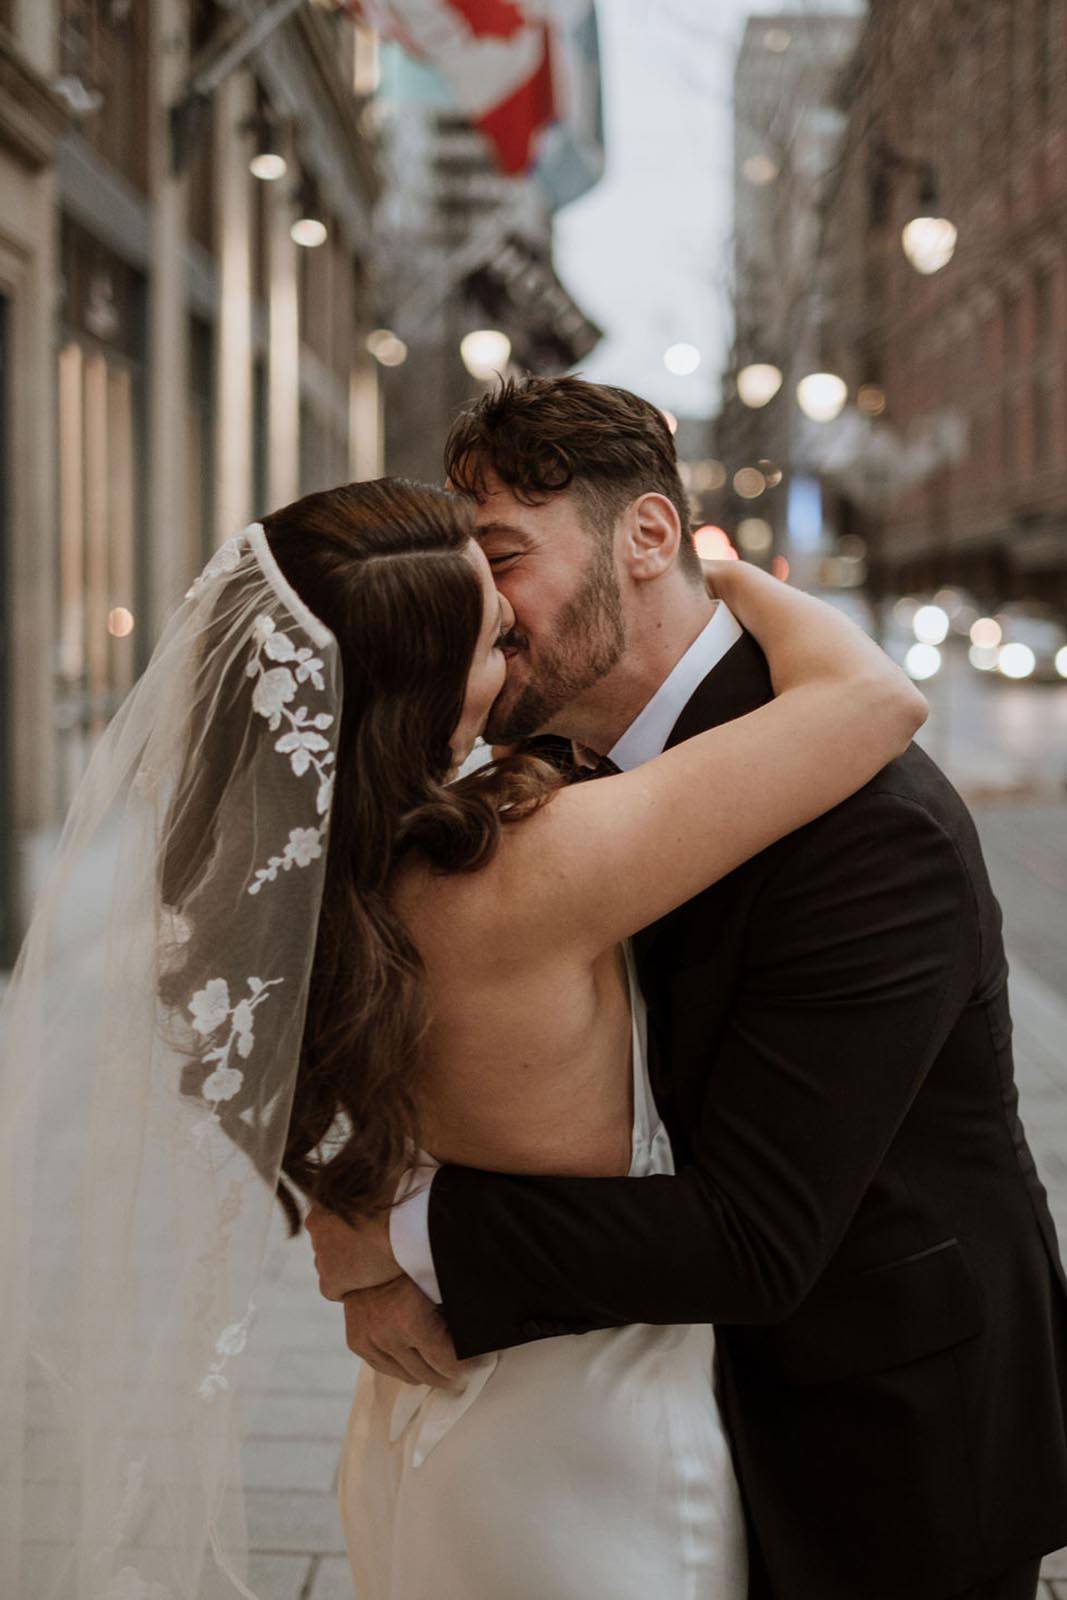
[
  {"left": 715, "top": 11, "right": 862, "bottom": 577},
  {"left": 373, "top": 45, "right": 601, "bottom": 486},
  {"left": 0, "top": 0, "right": 383, "bottom": 956},
  {"left": 816, "top": 0, "right": 1067, "bottom": 609}
]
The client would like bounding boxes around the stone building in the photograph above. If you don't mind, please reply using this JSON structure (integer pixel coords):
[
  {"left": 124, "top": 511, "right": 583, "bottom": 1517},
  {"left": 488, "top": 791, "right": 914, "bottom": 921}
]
[
  {"left": 714, "top": 10, "right": 862, "bottom": 576},
  {"left": 0, "top": 0, "right": 383, "bottom": 956}
]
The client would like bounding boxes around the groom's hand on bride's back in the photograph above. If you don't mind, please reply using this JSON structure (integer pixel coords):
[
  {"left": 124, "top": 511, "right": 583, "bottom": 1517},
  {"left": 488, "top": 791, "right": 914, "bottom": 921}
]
[{"left": 342, "top": 1276, "right": 462, "bottom": 1388}]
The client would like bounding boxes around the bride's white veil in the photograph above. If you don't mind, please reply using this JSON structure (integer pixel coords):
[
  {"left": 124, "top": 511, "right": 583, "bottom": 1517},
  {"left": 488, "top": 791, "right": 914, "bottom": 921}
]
[{"left": 0, "top": 524, "right": 341, "bottom": 1598}]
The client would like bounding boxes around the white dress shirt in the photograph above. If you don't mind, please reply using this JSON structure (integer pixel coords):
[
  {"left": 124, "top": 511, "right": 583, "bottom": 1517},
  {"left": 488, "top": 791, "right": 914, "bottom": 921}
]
[{"left": 390, "top": 602, "right": 744, "bottom": 1302}]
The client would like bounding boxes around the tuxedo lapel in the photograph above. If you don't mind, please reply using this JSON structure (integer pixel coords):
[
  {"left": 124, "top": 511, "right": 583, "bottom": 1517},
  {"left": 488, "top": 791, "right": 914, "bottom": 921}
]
[
  {"left": 632, "top": 628, "right": 773, "bottom": 971},
  {"left": 663, "top": 628, "right": 773, "bottom": 751}
]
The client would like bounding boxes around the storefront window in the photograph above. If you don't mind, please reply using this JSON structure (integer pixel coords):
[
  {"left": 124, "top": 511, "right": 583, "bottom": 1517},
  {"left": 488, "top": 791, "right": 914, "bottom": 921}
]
[
  {"left": 56, "top": 218, "right": 147, "bottom": 812},
  {"left": 59, "top": 0, "right": 151, "bottom": 194},
  {"left": 0, "top": 295, "right": 13, "bottom": 966}
]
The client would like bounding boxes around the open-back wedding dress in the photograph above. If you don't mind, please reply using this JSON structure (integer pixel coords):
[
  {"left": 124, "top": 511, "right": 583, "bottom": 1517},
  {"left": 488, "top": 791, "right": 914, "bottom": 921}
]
[{"left": 336, "top": 943, "right": 748, "bottom": 1600}]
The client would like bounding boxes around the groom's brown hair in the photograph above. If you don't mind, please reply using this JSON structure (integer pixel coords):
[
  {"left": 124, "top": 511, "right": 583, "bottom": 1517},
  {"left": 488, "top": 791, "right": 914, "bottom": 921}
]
[{"left": 444, "top": 375, "right": 702, "bottom": 580}]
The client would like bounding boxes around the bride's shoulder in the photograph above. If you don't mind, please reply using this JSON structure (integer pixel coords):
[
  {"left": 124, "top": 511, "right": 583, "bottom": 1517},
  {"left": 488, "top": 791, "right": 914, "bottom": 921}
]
[
  {"left": 390, "top": 823, "right": 544, "bottom": 972},
  {"left": 390, "top": 848, "right": 504, "bottom": 953}
]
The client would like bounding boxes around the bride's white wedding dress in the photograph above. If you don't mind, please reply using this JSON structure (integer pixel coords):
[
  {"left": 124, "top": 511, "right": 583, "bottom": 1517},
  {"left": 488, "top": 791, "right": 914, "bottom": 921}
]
[{"left": 336, "top": 943, "right": 747, "bottom": 1599}]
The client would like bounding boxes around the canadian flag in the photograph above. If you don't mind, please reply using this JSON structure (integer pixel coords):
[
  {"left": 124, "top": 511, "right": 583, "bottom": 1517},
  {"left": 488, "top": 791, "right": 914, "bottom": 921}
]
[{"left": 339, "top": 0, "right": 558, "bottom": 176}]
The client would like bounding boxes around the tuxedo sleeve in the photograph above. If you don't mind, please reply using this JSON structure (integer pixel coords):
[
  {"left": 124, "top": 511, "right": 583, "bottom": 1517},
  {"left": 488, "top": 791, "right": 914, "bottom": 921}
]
[{"left": 428, "top": 790, "right": 981, "bottom": 1360}]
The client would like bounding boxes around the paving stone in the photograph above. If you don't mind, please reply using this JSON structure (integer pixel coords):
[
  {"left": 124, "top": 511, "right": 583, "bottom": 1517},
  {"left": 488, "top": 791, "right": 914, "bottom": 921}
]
[
  {"left": 244, "top": 1388, "right": 353, "bottom": 1443},
  {"left": 308, "top": 1554, "right": 357, "bottom": 1599},
  {"left": 270, "top": 1344, "right": 361, "bottom": 1395},
  {"left": 241, "top": 1437, "right": 342, "bottom": 1494},
  {"left": 246, "top": 1552, "right": 315, "bottom": 1600},
  {"left": 245, "top": 1488, "right": 347, "bottom": 1556}
]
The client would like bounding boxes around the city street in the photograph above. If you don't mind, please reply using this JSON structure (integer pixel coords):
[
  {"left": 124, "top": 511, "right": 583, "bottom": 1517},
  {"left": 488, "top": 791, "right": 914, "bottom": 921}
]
[{"left": 914, "top": 643, "right": 1067, "bottom": 806}]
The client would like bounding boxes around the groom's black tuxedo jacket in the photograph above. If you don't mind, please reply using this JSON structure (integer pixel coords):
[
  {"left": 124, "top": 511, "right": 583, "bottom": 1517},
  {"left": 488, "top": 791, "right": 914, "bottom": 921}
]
[{"left": 429, "top": 633, "right": 1067, "bottom": 1599}]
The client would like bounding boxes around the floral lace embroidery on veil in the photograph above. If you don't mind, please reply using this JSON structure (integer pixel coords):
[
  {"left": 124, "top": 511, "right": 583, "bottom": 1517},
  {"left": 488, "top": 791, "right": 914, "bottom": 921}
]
[{"left": 173, "top": 534, "right": 338, "bottom": 1425}]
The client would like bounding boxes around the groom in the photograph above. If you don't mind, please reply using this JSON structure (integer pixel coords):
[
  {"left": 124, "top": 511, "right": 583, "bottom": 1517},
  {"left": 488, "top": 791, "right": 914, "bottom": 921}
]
[{"left": 308, "top": 376, "right": 1067, "bottom": 1599}]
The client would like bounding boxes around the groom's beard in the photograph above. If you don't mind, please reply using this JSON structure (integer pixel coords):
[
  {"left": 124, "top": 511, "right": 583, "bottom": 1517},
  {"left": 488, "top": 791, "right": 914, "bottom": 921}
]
[{"left": 485, "top": 542, "right": 626, "bottom": 743}]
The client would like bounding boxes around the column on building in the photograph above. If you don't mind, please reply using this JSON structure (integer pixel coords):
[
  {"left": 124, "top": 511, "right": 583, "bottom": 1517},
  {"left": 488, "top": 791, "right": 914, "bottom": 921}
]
[{"left": 0, "top": 2, "right": 66, "bottom": 959}]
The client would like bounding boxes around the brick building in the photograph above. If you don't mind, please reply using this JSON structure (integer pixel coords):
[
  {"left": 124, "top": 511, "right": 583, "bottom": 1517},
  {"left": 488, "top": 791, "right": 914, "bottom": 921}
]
[{"left": 816, "top": 0, "right": 1067, "bottom": 609}]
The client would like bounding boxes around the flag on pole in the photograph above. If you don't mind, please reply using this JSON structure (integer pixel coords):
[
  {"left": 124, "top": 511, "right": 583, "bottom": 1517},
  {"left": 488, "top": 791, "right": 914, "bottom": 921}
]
[{"left": 339, "top": 0, "right": 557, "bottom": 176}]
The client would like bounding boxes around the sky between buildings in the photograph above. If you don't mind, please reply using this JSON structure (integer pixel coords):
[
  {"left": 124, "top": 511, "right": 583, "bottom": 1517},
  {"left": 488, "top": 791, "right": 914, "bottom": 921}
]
[{"left": 555, "top": 0, "right": 866, "bottom": 423}]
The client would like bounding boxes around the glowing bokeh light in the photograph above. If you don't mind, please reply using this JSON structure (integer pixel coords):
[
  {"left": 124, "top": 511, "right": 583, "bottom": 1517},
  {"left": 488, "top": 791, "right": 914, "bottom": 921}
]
[
  {"left": 737, "top": 517, "right": 774, "bottom": 556},
  {"left": 969, "top": 644, "right": 999, "bottom": 672},
  {"left": 970, "top": 617, "right": 1002, "bottom": 649},
  {"left": 796, "top": 372, "right": 847, "bottom": 422},
  {"left": 460, "top": 329, "right": 512, "bottom": 379},
  {"left": 902, "top": 216, "right": 957, "bottom": 275},
  {"left": 905, "top": 643, "right": 942, "bottom": 680},
  {"left": 733, "top": 467, "right": 766, "bottom": 500},
  {"left": 998, "top": 642, "right": 1036, "bottom": 680},
  {"left": 693, "top": 525, "right": 739, "bottom": 561},
  {"left": 913, "top": 604, "right": 950, "bottom": 645},
  {"left": 107, "top": 607, "right": 135, "bottom": 638},
  {"left": 664, "top": 343, "right": 701, "bottom": 376},
  {"left": 737, "top": 363, "right": 783, "bottom": 408}
]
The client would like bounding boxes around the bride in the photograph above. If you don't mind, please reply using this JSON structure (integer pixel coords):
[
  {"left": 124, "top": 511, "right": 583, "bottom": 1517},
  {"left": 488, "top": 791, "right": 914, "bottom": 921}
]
[{"left": 0, "top": 475, "right": 923, "bottom": 1599}]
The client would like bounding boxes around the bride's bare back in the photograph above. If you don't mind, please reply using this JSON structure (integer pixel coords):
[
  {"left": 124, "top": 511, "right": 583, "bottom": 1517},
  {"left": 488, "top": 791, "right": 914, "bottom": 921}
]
[{"left": 394, "top": 857, "right": 636, "bottom": 1179}]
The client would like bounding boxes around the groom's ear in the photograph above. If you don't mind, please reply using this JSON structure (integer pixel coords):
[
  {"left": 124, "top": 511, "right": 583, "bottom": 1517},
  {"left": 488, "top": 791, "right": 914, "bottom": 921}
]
[{"left": 624, "top": 493, "right": 683, "bottom": 582}]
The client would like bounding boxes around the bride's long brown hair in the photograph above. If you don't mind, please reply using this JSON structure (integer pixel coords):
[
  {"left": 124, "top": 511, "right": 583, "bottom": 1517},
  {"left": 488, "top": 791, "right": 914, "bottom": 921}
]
[{"left": 259, "top": 479, "right": 558, "bottom": 1227}]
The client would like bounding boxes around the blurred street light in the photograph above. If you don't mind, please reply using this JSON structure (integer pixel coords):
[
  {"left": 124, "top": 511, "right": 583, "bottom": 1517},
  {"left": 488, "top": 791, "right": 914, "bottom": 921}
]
[
  {"left": 875, "top": 144, "right": 957, "bottom": 275},
  {"left": 733, "top": 467, "right": 766, "bottom": 499},
  {"left": 796, "top": 371, "right": 847, "bottom": 422},
  {"left": 291, "top": 217, "right": 327, "bottom": 247},
  {"left": 902, "top": 215, "right": 957, "bottom": 275},
  {"left": 970, "top": 617, "right": 1003, "bottom": 649},
  {"left": 689, "top": 460, "right": 727, "bottom": 492},
  {"left": 247, "top": 112, "right": 287, "bottom": 181},
  {"left": 969, "top": 644, "right": 999, "bottom": 672},
  {"left": 906, "top": 643, "right": 942, "bottom": 680},
  {"left": 757, "top": 458, "right": 783, "bottom": 488},
  {"left": 107, "top": 608, "right": 135, "bottom": 639},
  {"left": 664, "top": 343, "right": 701, "bottom": 376},
  {"left": 913, "top": 604, "right": 950, "bottom": 645},
  {"left": 763, "top": 27, "right": 792, "bottom": 52},
  {"left": 661, "top": 409, "right": 679, "bottom": 435},
  {"left": 999, "top": 643, "right": 1037, "bottom": 680},
  {"left": 460, "top": 329, "right": 512, "bottom": 379},
  {"left": 1057, "top": 647, "right": 1067, "bottom": 681},
  {"left": 737, "top": 362, "right": 783, "bottom": 408},
  {"left": 366, "top": 328, "right": 408, "bottom": 367},
  {"left": 857, "top": 383, "right": 886, "bottom": 416},
  {"left": 693, "top": 525, "right": 739, "bottom": 560},
  {"left": 737, "top": 517, "right": 773, "bottom": 556},
  {"left": 742, "top": 153, "right": 779, "bottom": 186}
]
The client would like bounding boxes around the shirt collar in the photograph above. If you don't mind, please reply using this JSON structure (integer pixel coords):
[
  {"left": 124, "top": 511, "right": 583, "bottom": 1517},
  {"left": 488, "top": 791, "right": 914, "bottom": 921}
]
[{"left": 607, "top": 603, "right": 743, "bottom": 772}]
